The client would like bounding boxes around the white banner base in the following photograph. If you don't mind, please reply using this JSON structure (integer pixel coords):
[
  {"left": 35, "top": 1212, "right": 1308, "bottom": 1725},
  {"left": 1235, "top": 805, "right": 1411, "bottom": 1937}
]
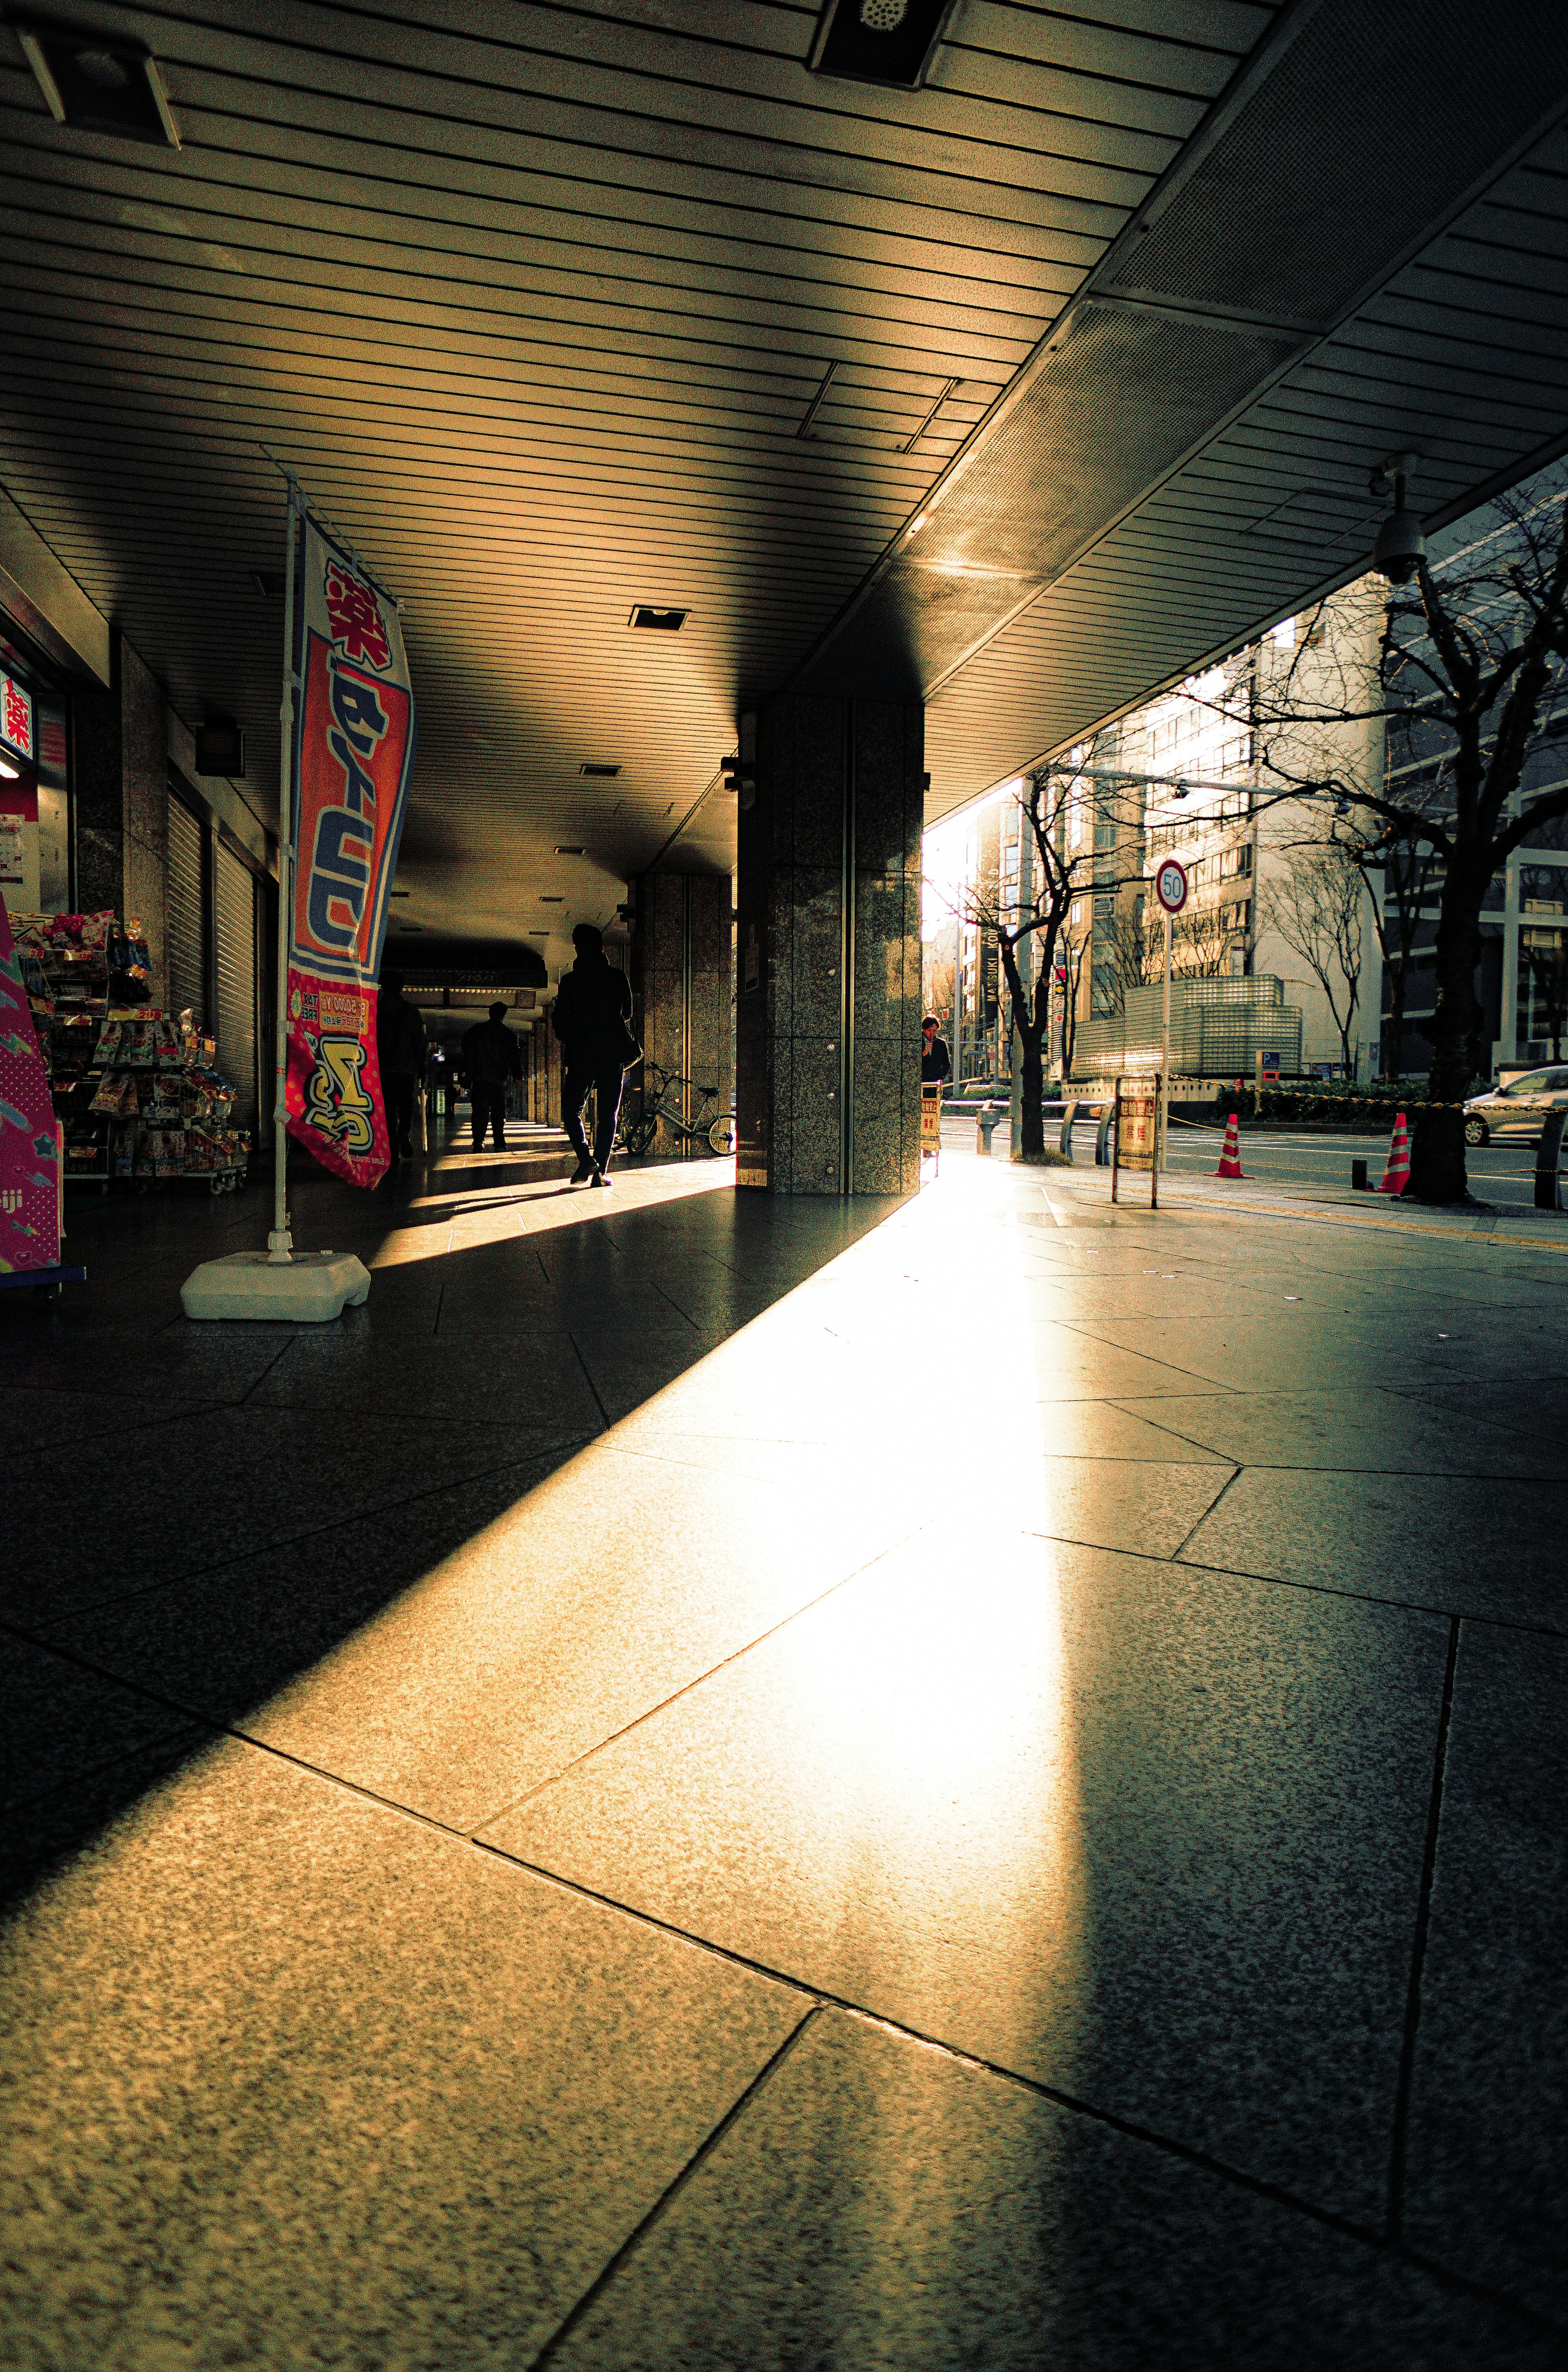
[{"left": 180, "top": 1247, "right": 372, "bottom": 1322}]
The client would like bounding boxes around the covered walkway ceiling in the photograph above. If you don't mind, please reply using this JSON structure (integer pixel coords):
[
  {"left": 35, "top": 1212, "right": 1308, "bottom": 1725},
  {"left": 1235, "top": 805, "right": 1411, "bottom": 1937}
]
[{"left": 3, "top": 0, "right": 1568, "bottom": 959}]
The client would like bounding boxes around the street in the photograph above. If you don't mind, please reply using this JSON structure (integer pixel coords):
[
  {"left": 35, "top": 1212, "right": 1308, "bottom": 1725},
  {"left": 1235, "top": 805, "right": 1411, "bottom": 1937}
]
[{"left": 948, "top": 1116, "right": 1556, "bottom": 1213}]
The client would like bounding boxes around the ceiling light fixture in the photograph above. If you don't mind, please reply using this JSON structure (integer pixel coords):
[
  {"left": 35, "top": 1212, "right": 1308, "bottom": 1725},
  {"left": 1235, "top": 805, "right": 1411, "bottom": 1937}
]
[
  {"left": 629, "top": 605, "right": 688, "bottom": 631},
  {"left": 15, "top": 22, "right": 180, "bottom": 146},
  {"left": 579, "top": 761, "right": 621, "bottom": 777},
  {"left": 539, "top": 894, "right": 564, "bottom": 903},
  {"left": 554, "top": 845, "right": 585, "bottom": 856},
  {"left": 808, "top": 0, "right": 957, "bottom": 89}
]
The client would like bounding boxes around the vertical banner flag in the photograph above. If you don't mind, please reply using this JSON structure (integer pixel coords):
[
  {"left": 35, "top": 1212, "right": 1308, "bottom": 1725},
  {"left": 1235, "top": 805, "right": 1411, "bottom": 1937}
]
[{"left": 285, "top": 512, "right": 415, "bottom": 1188}]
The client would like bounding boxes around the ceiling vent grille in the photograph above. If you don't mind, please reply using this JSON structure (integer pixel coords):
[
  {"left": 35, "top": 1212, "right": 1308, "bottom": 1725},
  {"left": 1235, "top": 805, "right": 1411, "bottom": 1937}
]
[{"left": 1104, "top": 0, "right": 1568, "bottom": 330}]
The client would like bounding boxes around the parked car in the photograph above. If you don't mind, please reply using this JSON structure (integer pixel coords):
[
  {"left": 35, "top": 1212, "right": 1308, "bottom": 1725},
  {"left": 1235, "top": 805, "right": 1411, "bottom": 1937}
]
[{"left": 1463, "top": 1066, "right": 1568, "bottom": 1145}]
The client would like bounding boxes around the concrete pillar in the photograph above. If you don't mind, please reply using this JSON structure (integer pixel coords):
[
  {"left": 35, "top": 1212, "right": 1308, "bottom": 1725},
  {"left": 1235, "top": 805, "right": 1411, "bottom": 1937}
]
[
  {"left": 72, "top": 631, "right": 168, "bottom": 1003},
  {"left": 735, "top": 693, "right": 923, "bottom": 1195},
  {"left": 631, "top": 872, "right": 733, "bottom": 1155}
]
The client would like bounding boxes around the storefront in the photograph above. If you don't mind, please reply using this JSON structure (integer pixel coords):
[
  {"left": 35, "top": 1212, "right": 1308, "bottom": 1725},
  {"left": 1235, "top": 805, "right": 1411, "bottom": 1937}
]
[{"left": 0, "top": 621, "right": 71, "bottom": 915}]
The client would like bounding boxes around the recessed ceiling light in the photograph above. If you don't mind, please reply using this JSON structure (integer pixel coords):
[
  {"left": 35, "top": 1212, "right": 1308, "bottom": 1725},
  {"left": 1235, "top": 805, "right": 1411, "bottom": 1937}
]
[
  {"left": 390, "top": 890, "right": 410, "bottom": 898},
  {"left": 251, "top": 569, "right": 283, "bottom": 600},
  {"left": 554, "top": 845, "right": 586, "bottom": 856},
  {"left": 16, "top": 24, "right": 181, "bottom": 145},
  {"left": 539, "top": 894, "right": 564, "bottom": 903},
  {"left": 629, "top": 606, "right": 687, "bottom": 631},
  {"left": 579, "top": 761, "right": 621, "bottom": 778}
]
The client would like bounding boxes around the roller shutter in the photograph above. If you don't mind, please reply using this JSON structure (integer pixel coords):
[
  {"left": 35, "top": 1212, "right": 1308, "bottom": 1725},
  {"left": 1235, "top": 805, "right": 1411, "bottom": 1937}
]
[
  {"left": 214, "top": 841, "right": 257, "bottom": 1126},
  {"left": 165, "top": 795, "right": 205, "bottom": 1027}
]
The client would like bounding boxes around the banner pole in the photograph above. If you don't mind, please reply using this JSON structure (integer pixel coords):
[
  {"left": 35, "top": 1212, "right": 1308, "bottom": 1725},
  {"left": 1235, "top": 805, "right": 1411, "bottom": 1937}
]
[{"left": 268, "top": 480, "right": 300, "bottom": 1264}]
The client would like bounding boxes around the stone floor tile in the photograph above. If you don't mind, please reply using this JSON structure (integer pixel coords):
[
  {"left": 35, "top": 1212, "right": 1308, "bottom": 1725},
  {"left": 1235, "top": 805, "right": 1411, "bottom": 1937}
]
[
  {"left": 1413, "top": 1374, "right": 1568, "bottom": 1449},
  {"left": 2, "top": 1405, "right": 566, "bottom": 1627},
  {"left": 1178, "top": 1467, "right": 1568, "bottom": 1628},
  {"left": 165, "top": 1440, "right": 917, "bottom": 1831},
  {"left": 1131, "top": 1389, "right": 1568, "bottom": 1480},
  {"left": 484, "top": 1529, "right": 1446, "bottom": 2224},
  {"left": 544, "top": 2011, "right": 1557, "bottom": 2372},
  {"left": 40, "top": 1458, "right": 577, "bottom": 1728},
  {"left": 1403, "top": 1624, "right": 1568, "bottom": 2323},
  {"left": 0, "top": 1737, "right": 807, "bottom": 2370},
  {"left": 0, "top": 1632, "right": 194, "bottom": 1817},
  {"left": 0, "top": 1724, "right": 215, "bottom": 1909},
  {"left": 249, "top": 1325, "right": 608, "bottom": 1433}
]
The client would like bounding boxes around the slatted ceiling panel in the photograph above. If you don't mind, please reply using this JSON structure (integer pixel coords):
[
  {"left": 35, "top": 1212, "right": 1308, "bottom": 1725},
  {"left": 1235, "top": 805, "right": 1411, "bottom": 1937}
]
[{"left": 7, "top": 0, "right": 1562, "bottom": 932}]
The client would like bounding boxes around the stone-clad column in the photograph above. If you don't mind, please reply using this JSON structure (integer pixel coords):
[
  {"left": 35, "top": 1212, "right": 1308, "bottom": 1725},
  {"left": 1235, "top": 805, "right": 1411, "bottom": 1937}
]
[
  {"left": 630, "top": 872, "right": 733, "bottom": 1156},
  {"left": 735, "top": 693, "right": 922, "bottom": 1195}
]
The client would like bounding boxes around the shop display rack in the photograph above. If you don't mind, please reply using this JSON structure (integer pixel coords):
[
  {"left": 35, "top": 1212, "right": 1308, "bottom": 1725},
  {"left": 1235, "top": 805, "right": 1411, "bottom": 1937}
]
[{"left": 14, "top": 910, "right": 252, "bottom": 1196}]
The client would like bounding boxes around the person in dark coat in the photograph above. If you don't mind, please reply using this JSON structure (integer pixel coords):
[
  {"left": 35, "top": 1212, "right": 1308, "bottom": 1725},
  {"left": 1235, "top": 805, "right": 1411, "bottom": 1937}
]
[
  {"left": 376, "top": 970, "right": 427, "bottom": 1159},
  {"left": 461, "top": 1001, "right": 522, "bottom": 1152},
  {"left": 921, "top": 1014, "right": 952, "bottom": 1089},
  {"left": 552, "top": 923, "right": 635, "bottom": 1186}
]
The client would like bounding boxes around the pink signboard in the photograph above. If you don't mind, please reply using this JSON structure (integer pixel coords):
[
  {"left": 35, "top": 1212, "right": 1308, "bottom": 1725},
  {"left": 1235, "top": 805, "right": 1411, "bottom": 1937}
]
[{"left": 0, "top": 888, "right": 60, "bottom": 1272}]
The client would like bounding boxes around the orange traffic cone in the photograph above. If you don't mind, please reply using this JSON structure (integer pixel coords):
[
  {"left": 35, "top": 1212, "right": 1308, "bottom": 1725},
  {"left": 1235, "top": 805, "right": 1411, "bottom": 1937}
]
[
  {"left": 1378, "top": 1110, "right": 1411, "bottom": 1195},
  {"left": 1215, "top": 1114, "right": 1245, "bottom": 1179}
]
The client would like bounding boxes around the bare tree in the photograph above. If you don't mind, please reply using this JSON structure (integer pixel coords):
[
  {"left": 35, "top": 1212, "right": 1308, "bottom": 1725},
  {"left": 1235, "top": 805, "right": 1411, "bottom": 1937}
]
[
  {"left": 932, "top": 759, "right": 1139, "bottom": 1159},
  {"left": 1259, "top": 841, "right": 1364, "bottom": 1075},
  {"left": 1193, "top": 482, "right": 1568, "bottom": 1199},
  {"left": 1168, "top": 901, "right": 1237, "bottom": 980}
]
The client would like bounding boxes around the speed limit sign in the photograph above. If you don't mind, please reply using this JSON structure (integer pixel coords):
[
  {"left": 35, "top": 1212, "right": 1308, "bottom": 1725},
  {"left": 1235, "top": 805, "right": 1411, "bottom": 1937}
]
[{"left": 1154, "top": 858, "right": 1189, "bottom": 914}]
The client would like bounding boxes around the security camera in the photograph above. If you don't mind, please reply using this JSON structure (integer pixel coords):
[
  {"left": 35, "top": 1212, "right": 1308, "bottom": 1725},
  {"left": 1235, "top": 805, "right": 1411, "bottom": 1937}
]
[
  {"left": 1370, "top": 454, "right": 1424, "bottom": 586},
  {"left": 1373, "top": 506, "right": 1425, "bottom": 585}
]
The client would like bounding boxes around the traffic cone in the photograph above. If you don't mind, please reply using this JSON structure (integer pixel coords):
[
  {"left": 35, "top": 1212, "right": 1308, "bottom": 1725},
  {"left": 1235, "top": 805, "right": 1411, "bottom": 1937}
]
[
  {"left": 1378, "top": 1110, "right": 1411, "bottom": 1195},
  {"left": 1215, "top": 1114, "right": 1246, "bottom": 1179}
]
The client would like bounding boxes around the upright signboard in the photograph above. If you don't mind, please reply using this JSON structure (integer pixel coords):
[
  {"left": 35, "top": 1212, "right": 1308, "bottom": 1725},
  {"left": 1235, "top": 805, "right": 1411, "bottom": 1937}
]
[
  {"left": 1111, "top": 1073, "right": 1161, "bottom": 1208},
  {"left": 285, "top": 513, "right": 416, "bottom": 1188}
]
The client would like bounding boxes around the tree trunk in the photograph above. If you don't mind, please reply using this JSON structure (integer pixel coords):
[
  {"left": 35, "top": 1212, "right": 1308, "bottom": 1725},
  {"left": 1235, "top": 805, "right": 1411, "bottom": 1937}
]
[
  {"left": 1016, "top": 1029, "right": 1045, "bottom": 1157},
  {"left": 1408, "top": 887, "right": 1483, "bottom": 1203}
]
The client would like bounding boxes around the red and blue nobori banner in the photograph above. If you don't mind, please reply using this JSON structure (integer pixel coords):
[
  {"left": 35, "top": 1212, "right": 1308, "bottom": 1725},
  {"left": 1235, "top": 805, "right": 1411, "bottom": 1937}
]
[{"left": 285, "top": 511, "right": 415, "bottom": 1188}]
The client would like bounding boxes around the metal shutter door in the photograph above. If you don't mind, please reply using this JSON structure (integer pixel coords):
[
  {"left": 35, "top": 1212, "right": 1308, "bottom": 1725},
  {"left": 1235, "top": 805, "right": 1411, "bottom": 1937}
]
[
  {"left": 166, "top": 795, "right": 205, "bottom": 1026},
  {"left": 214, "top": 842, "right": 257, "bottom": 1126}
]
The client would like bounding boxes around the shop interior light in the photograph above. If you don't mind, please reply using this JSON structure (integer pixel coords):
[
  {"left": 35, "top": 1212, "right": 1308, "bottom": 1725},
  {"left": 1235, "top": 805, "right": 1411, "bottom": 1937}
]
[
  {"left": 15, "top": 22, "right": 181, "bottom": 147},
  {"left": 0, "top": 757, "right": 18, "bottom": 780}
]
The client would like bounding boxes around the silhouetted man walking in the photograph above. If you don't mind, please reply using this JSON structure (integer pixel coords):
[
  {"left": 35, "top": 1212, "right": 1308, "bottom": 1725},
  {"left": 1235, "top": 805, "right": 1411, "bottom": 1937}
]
[
  {"left": 376, "top": 970, "right": 427, "bottom": 1160},
  {"left": 462, "top": 1000, "right": 522, "bottom": 1151},
  {"left": 553, "top": 923, "right": 636, "bottom": 1186}
]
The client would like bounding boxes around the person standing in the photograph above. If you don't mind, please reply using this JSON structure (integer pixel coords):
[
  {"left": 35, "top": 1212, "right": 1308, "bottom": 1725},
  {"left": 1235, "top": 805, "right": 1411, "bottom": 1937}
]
[
  {"left": 921, "top": 1014, "right": 952, "bottom": 1090},
  {"left": 552, "top": 923, "right": 636, "bottom": 1186},
  {"left": 461, "top": 1000, "right": 522, "bottom": 1152},
  {"left": 376, "top": 970, "right": 427, "bottom": 1160}
]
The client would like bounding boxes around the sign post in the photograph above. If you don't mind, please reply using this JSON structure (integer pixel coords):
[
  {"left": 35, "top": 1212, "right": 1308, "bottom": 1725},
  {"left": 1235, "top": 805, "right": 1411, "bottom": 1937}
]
[{"left": 1153, "top": 857, "right": 1188, "bottom": 1185}]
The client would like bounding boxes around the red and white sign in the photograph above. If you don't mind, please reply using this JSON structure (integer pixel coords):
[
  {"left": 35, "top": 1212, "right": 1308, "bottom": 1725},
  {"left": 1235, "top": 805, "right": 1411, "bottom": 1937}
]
[
  {"left": 0, "top": 672, "right": 34, "bottom": 762},
  {"left": 1154, "top": 858, "right": 1189, "bottom": 915},
  {"left": 285, "top": 511, "right": 415, "bottom": 1191}
]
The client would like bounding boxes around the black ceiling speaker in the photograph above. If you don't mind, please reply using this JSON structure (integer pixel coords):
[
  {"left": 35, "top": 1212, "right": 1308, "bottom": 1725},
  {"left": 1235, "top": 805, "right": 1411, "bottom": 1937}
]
[
  {"left": 14, "top": 22, "right": 180, "bottom": 146},
  {"left": 195, "top": 716, "right": 245, "bottom": 777},
  {"left": 810, "top": 0, "right": 958, "bottom": 89}
]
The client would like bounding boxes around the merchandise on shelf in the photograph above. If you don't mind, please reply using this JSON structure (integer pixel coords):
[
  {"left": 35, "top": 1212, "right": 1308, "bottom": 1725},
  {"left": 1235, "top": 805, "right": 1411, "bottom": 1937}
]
[{"left": 9, "top": 910, "right": 249, "bottom": 1191}]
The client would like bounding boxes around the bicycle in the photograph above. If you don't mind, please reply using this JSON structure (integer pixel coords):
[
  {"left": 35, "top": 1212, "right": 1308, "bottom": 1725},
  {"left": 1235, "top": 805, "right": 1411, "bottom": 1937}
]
[{"left": 616, "top": 1063, "right": 735, "bottom": 1156}]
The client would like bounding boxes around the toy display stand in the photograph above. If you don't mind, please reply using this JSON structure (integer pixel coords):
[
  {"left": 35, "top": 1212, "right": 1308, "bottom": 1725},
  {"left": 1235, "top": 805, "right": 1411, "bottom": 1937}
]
[{"left": 0, "top": 1262, "right": 87, "bottom": 1306}]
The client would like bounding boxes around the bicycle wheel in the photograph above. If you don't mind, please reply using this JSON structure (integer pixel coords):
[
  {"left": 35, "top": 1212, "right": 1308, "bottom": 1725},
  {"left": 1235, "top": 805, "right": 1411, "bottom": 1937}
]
[
  {"left": 625, "top": 1113, "right": 659, "bottom": 1156},
  {"left": 707, "top": 1112, "right": 735, "bottom": 1155}
]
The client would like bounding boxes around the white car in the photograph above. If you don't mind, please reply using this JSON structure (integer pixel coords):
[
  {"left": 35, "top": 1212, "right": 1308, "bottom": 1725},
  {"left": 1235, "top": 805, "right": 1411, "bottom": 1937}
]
[{"left": 1463, "top": 1066, "right": 1568, "bottom": 1146}]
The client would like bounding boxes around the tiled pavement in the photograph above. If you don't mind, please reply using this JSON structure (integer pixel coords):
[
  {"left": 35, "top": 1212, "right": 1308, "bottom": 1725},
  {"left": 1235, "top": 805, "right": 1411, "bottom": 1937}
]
[{"left": 2, "top": 1131, "right": 1565, "bottom": 2368}]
